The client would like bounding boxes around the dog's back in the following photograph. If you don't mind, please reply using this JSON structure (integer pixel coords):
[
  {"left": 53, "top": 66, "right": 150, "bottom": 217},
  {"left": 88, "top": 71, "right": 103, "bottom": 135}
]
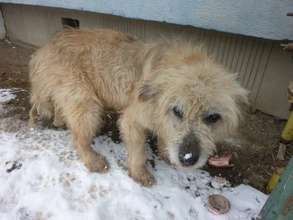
[{"left": 29, "top": 28, "right": 145, "bottom": 127}]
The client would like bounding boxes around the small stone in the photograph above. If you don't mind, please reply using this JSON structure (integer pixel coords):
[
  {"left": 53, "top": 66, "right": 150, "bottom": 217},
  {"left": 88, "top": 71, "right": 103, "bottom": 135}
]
[{"left": 211, "top": 176, "right": 230, "bottom": 189}]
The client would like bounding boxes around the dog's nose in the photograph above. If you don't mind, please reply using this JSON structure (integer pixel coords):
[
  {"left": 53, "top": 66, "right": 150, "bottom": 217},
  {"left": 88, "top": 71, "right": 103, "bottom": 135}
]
[
  {"left": 179, "top": 145, "right": 200, "bottom": 166},
  {"left": 178, "top": 133, "right": 200, "bottom": 166}
]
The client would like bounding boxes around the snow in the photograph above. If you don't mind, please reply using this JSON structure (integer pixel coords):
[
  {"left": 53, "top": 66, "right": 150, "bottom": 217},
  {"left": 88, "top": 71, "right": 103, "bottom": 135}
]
[
  {"left": 0, "top": 88, "right": 267, "bottom": 220},
  {"left": 0, "top": 88, "right": 16, "bottom": 103},
  {"left": 184, "top": 153, "right": 192, "bottom": 160}
]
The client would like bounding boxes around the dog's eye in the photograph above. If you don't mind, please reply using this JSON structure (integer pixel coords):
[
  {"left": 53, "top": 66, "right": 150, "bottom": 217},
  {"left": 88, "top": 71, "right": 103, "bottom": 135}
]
[
  {"left": 172, "top": 106, "right": 183, "bottom": 119},
  {"left": 203, "top": 113, "right": 221, "bottom": 124}
]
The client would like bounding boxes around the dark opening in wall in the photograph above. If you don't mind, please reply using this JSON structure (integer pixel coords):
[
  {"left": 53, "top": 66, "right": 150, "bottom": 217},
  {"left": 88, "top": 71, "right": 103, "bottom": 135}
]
[{"left": 61, "top": 17, "right": 80, "bottom": 28}]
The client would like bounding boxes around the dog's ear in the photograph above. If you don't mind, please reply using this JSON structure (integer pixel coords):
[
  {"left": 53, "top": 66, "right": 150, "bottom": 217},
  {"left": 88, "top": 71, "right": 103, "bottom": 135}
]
[
  {"left": 230, "top": 74, "right": 249, "bottom": 105},
  {"left": 235, "top": 87, "right": 249, "bottom": 105},
  {"left": 138, "top": 82, "right": 160, "bottom": 102}
]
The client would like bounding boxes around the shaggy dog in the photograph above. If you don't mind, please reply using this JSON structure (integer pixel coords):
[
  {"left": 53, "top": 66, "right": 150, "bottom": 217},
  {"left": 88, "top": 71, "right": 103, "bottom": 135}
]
[{"left": 29, "top": 29, "right": 248, "bottom": 186}]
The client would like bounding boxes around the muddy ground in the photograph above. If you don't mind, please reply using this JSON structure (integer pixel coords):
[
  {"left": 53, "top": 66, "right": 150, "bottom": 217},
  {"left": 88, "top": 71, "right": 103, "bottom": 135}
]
[{"left": 0, "top": 39, "right": 292, "bottom": 193}]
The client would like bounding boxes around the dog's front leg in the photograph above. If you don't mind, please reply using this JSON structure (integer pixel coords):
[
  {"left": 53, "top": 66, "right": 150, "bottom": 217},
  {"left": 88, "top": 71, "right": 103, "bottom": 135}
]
[
  {"left": 120, "top": 115, "right": 155, "bottom": 186},
  {"left": 157, "top": 137, "right": 171, "bottom": 165}
]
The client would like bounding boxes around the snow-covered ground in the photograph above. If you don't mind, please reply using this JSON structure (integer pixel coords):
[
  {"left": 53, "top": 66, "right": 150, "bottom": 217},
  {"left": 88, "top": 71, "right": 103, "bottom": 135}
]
[{"left": 0, "top": 88, "right": 267, "bottom": 220}]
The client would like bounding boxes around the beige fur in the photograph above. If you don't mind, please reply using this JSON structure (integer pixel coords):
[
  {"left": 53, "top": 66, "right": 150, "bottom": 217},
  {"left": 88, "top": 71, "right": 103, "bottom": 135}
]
[{"left": 29, "top": 28, "right": 248, "bottom": 186}]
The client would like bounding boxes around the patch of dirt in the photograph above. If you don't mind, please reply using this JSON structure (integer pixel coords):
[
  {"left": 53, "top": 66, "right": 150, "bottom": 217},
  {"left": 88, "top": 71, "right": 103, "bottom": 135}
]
[
  {"left": 204, "top": 111, "right": 292, "bottom": 191},
  {"left": 0, "top": 39, "right": 292, "bottom": 193},
  {"left": 0, "top": 40, "right": 34, "bottom": 120}
]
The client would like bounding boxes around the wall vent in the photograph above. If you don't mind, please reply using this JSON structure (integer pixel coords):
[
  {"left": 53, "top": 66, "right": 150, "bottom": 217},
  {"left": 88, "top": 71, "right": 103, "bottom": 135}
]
[{"left": 61, "top": 17, "right": 79, "bottom": 28}]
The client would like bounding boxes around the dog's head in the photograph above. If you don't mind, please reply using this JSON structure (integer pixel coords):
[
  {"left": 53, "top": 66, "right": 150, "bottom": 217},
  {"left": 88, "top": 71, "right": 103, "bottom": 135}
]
[{"left": 139, "top": 44, "right": 248, "bottom": 169}]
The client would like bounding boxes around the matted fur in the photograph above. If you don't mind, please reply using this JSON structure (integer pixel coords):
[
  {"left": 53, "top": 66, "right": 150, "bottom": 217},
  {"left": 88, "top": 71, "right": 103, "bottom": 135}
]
[{"left": 29, "top": 29, "right": 248, "bottom": 186}]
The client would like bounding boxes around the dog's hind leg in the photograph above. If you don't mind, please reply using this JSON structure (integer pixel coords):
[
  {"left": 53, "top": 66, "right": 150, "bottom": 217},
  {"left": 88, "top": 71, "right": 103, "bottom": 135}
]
[
  {"left": 52, "top": 105, "right": 65, "bottom": 128},
  {"left": 28, "top": 103, "right": 38, "bottom": 127},
  {"left": 29, "top": 95, "right": 54, "bottom": 127}
]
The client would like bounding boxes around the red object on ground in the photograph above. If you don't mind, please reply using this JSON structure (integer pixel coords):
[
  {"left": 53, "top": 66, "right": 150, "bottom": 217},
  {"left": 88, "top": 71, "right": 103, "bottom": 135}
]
[
  {"left": 208, "top": 194, "right": 231, "bottom": 215},
  {"left": 208, "top": 154, "right": 233, "bottom": 167}
]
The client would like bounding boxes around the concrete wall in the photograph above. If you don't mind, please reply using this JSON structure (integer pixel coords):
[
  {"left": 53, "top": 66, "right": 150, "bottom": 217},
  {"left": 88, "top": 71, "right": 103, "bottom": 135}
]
[
  {"left": 0, "top": 0, "right": 293, "bottom": 40},
  {"left": 1, "top": 4, "right": 293, "bottom": 119},
  {"left": 0, "top": 7, "right": 5, "bottom": 39},
  {"left": 255, "top": 44, "right": 293, "bottom": 117}
]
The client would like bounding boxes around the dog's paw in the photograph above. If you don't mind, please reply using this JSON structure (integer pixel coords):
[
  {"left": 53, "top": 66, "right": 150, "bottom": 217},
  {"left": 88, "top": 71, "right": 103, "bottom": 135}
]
[
  {"left": 28, "top": 118, "right": 37, "bottom": 128},
  {"left": 159, "top": 152, "right": 171, "bottom": 165},
  {"left": 53, "top": 119, "right": 66, "bottom": 128},
  {"left": 129, "top": 167, "right": 155, "bottom": 187},
  {"left": 84, "top": 152, "right": 109, "bottom": 173}
]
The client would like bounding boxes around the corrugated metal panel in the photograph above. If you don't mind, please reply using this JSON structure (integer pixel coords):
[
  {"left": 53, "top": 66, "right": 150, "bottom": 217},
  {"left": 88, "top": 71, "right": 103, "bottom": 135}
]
[{"left": 189, "top": 32, "right": 275, "bottom": 106}]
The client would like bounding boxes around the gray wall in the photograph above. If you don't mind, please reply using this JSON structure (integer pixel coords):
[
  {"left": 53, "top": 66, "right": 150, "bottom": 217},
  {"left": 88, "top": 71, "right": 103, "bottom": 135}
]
[
  {"left": 1, "top": 0, "right": 293, "bottom": 40},
  {"left": 0, "top": 7, "right": 5, "bottom": 39},
  {"left": 2, "top": 4, "right": 293, "bottom": 119}
]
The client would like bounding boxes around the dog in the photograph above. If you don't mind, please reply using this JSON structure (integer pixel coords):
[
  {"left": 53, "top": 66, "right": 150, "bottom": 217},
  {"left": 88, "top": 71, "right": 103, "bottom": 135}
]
[{"left": 29, "top": 28, "right": 248, "bottom": 186}]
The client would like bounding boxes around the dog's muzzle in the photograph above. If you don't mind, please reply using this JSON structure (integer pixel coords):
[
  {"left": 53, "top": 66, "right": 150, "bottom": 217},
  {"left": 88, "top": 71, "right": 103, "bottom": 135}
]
[{"left": 178, "top": 133, "right": 200, "bottom": 166}]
